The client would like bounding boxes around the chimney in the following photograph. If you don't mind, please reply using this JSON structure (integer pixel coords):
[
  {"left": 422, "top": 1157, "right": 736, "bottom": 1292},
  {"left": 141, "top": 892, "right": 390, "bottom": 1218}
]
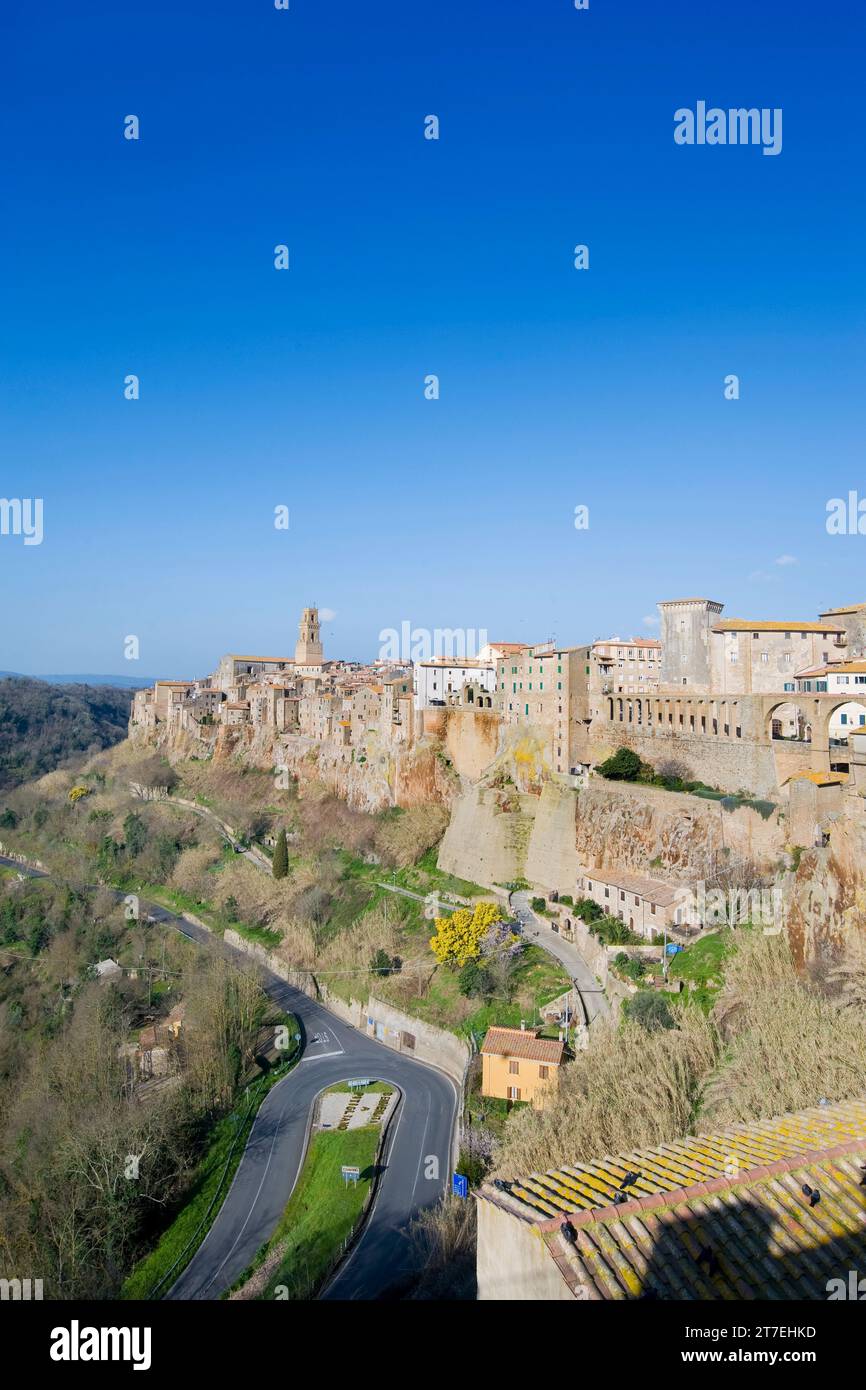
[{"left": 520, "top": 1020, "right": 526, "bottom": 1031}]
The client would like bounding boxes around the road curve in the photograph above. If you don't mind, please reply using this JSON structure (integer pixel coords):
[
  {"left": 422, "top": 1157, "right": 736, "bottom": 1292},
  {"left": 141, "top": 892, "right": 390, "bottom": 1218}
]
[{"left": 1, "top": 855, "right": 459, "bottom": 1301}]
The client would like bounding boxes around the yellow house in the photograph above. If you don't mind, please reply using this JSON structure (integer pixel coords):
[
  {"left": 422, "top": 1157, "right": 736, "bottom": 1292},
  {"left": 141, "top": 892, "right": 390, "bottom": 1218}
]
[{"left": 480, "top": 1026, "right": 565, "bottom": 1109}]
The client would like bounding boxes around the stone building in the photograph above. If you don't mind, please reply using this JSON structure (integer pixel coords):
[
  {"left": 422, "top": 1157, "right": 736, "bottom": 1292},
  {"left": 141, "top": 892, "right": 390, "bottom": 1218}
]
[
  {"left": 294, "top": 606, "right": 324, "bottom": 676},
  {"left": 709, "top": 618, "right": 846, "bottom": 694},
  {"left": 658, "top": 598, "right": 724, "bottom": 690},
  {"left": 819, "top": 601, "right": 866, "bottom": 658},
  {"left": 590, "top": 637, "right": 661, "bottom": 694},
  {"left": 414, "top": 657, "right": 496, "bottom": 710},
  {"left": 496, "top": 643, "right": 591, "bottom": 775}
]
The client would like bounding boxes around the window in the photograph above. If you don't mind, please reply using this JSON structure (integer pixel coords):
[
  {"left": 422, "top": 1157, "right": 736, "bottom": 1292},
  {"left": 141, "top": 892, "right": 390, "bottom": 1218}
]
[
  {"left": 508, "top": 1086, "right": 521, "bottom": 1101},
  {"left": 761, "top": 652, "right": 769, "bottom": 663},
  {"left": 508, "top": 1059, "right": 519, "bottom": 1074},
  {"left": 538, "top": 1065, "right": 549, "bottom": 1080}
]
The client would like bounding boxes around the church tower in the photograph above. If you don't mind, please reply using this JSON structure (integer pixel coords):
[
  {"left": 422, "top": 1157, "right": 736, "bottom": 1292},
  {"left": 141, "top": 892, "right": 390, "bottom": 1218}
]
[{"left": 295, "top": 606, "right": 324, "bottom": 673}]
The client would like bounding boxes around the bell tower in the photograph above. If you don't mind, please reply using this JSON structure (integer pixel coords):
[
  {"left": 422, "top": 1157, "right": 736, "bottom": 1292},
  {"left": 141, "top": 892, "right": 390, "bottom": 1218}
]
[{"left": 295, "top": 606, "right": 324, "bottom": 672}]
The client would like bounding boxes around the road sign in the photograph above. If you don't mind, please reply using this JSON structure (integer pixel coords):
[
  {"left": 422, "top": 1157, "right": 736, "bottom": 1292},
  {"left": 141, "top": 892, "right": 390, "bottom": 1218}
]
[
  {"left": 452, "top": 1173, "right": 469, "bottom": 1199},
  {"left": 665, "top": 943, "right": 684, "bottom": 956},
  {"left": 347, "top": 1078, "right": 371, "bottom": 1088},
  {"left": 341, "top": 1165, "right": 361, "bottom": 1184}
]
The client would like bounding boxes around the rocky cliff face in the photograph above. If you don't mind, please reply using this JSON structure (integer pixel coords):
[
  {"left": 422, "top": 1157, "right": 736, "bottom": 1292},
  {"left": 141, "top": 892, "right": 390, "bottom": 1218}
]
[
  {"left": 128, "top": 720, "right": 459, "bottom": 815},
  {"left": 782, "top": 809, "right": 866, "bottom": 967},
  {"left": 439, "top": 775, "right": 787, "bottom": 891}
]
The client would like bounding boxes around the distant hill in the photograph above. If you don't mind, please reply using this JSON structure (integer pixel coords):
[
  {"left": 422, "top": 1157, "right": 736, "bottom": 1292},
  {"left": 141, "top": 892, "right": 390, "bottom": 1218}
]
[
  {"left": 0, "top": 671, "right": 153, "bottom": 688},
  {"left": 0, "top": 677, "right": 133, "bottom": 792}
]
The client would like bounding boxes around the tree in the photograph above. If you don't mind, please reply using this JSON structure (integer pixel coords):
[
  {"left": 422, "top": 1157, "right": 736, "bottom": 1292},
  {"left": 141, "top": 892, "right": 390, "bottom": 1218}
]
[
  {"left": 458, "top": 959, "right": 493, "bottom": 998},
  {"left": 0, "top": 807, "right": 17, "bottom": 829},
  {"left": 574, "top": 897, "right": 603, "bottom": 923},
  {"left": 272, "top": 828, "right": 289, "bottom": 880},
  {"left": 622, "top": 990, "right": 675, "bottom": 1032},
  {"left": 429, "top": 901, "right": 503, "bottom": 967},
  {"left": 530, "top": 896, "right": 546, "bottom": 914},
  {"left": 371, "top": 948, "right": 395, "bottom": 977},
  {"left": 123, "top": 812, "right": 147, "bottom": 857},
  {"left": 596, "top": 747, "right": 642, "bottom": 782}
]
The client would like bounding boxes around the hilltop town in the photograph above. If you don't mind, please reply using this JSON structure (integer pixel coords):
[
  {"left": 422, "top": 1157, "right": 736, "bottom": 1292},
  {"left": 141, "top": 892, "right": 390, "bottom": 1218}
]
[{"left": 132, "top": 597, "right": 866, "bottom": 807}]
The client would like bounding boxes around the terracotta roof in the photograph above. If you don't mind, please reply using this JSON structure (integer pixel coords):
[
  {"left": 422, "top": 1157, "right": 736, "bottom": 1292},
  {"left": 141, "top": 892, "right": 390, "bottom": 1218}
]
[
  {"left": 481, "top": 1097, "right": 866, "bottom": 1300},
  {"left": 480, "top": 1027, "right": 564, "bottom": 1065},
  {"left": 713, "top": 620, "right": 844, "bottom": 634},
  {"left": 581, "top": 867, "right": 681, "bottom": 907},
  {"left": 819, "top": 603, "right": 866, "bottom": 616}
]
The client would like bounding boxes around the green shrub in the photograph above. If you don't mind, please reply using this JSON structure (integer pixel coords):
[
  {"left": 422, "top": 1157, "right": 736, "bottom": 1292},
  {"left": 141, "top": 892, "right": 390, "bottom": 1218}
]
[{"left": 596, "top": 748, "right": 642, "bottom": 782}]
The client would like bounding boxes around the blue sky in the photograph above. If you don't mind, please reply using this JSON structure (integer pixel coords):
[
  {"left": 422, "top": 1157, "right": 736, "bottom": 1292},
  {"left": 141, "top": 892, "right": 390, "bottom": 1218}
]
[{"left": 2, "top": 0, "right": 864, "bottom": 676}]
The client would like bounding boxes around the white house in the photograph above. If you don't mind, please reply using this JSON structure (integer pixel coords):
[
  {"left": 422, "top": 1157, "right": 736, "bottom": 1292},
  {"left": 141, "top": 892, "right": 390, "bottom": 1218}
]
[
  {"left": 414, "top": 657, "right": 496, "bottom": 710},
  {"left": 794, "top": 661, "right": 866, "bottom": 739}
]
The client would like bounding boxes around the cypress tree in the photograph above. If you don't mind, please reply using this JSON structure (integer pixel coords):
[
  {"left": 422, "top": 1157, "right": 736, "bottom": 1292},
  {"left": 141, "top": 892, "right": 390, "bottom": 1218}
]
[{"left": 272, "top": 827, "right": 289, "bottom": 880}]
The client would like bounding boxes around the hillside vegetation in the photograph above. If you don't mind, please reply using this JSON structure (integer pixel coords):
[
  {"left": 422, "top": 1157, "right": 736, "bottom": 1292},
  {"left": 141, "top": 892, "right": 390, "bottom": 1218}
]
[{"left": 0, "top": 676, "right": 132, "bottom": 791}]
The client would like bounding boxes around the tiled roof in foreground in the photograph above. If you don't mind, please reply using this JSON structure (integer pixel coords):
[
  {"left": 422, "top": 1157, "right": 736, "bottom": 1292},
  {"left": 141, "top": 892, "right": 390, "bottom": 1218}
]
[{"left": 481, "top": 1098, "right": 866, "bottom": 1300}]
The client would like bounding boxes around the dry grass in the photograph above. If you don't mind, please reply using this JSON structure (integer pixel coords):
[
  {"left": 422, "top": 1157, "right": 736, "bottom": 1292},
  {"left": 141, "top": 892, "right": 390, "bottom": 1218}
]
[
  {"left": 408, "top": 1194, "right": 477, "bottom": 1300},
  {"left": 495, "top": 1009, "right": 718, "bottom": 1178},
  {"left": 702, "top": 929, "right": 866, "bottom": 1127}
]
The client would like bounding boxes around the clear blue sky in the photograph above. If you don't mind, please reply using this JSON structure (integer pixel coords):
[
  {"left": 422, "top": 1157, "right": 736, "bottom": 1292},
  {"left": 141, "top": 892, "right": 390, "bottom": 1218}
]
[{"left": 2, "top": 0, "right": 864, "bottom": 677}]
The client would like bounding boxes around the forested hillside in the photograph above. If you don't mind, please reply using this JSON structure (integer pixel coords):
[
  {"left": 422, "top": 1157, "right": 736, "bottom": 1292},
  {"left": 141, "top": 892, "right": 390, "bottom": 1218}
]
[{"left": 0, "top": 676, "right": 131, "bottom": 790}]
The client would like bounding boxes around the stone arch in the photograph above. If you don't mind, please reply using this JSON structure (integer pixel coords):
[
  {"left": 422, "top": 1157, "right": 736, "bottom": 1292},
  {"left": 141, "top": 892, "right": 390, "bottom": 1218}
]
[{"left": 765, "top": 699, "right": 814, "bottom": 743}]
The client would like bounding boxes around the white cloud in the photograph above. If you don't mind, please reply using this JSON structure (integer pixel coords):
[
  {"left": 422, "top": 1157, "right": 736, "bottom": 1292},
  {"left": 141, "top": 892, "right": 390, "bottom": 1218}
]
[
  {"left": 774, "top": 554, "right": 797, "bottom": 567},
  {"left": 319, "top": 607, "right": 337, "bottom": 622},
  {"left": 642, "top": 614, "right": 660, "bottom": 628}
]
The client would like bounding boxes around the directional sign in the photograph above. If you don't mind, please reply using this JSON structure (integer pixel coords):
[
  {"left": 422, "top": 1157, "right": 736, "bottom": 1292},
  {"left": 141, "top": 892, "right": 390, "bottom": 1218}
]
[
  {"left": 347, "top": 1078, "right": 371, "bottom": 1088},
  {"left": 452, "top": 1173, "right": 469, "bottom": 1199},
  {"left": 341, "top": 1165, "right": 361, "bottom": 1184},
  {"left": 665, "top": 943, "right": 684, "bottom": 956}
]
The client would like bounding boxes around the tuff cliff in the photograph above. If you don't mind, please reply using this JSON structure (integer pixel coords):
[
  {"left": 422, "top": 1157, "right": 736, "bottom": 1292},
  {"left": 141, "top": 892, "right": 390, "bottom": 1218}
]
[
  {"left": 128, "top": 719, "right": 460, "bottom": 815},
  {"left": 438, "top": 775, "right": 787, "bottom": 891}
]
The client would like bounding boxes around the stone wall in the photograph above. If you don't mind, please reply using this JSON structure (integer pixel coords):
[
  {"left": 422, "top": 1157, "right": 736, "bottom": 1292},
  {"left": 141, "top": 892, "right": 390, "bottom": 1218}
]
[
  {"left": 361, "top": 995, "right": 469, "bottom": 1085},
  {"left": 438, "top": 785, "right": 535, "bottom": 885},
  {"left": 578, "top": 722, "right": 781, "bottom": 800},
  {"left": 223, "top": 933, "right": 468, "bottom": 1085},
  {"left": 439, "top": 776, "right": 785, "bottom": 894}
]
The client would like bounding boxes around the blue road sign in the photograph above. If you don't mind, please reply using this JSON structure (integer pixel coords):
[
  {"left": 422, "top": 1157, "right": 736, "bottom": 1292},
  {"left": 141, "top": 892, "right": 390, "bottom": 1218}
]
[
  {"left": 665, "top": 942, "right": 684, "bottom": 955},
  {"left": 452, "top": 1173, "right": 469, "bottom": 1199}
]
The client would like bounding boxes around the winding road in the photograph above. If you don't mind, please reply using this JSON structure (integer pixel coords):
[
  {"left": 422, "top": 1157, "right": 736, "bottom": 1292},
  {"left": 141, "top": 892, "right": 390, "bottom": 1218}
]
[{"left": 0, "top": 854, "right": 458, "bottom": 1301}]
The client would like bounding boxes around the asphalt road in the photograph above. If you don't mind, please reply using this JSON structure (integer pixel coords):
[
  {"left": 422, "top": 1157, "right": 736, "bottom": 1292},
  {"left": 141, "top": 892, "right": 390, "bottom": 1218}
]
[
  {"left": 1, "top": 855, "right": 459, "bottom": 1301},
  {"left": 511, "top": 889, "right": 610, "bottom": 1028}
]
